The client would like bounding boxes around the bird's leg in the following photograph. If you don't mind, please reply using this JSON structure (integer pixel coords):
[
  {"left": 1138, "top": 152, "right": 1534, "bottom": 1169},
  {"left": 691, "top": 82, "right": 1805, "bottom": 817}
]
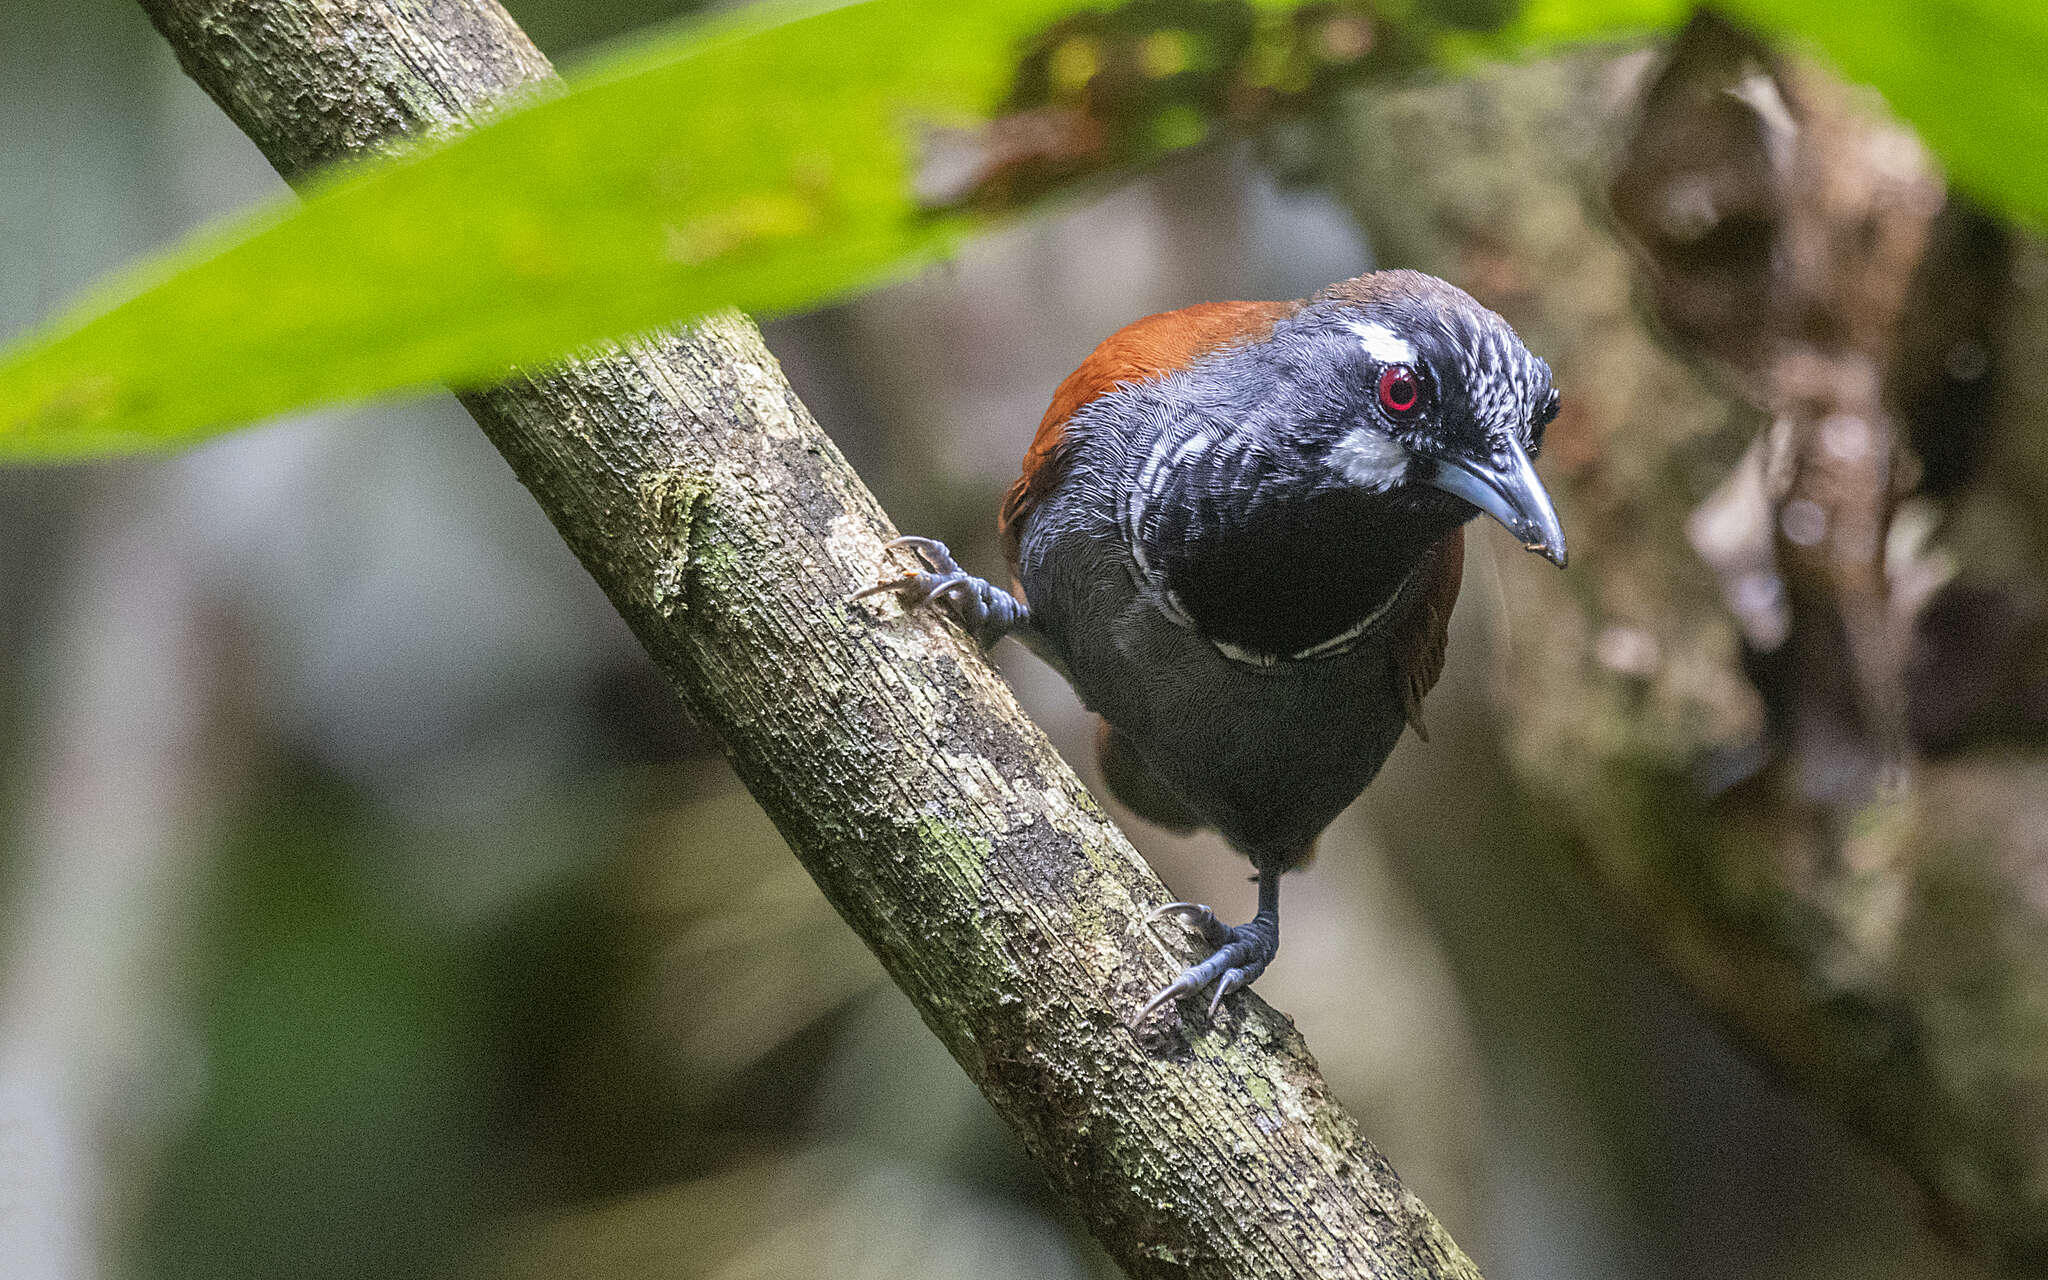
[
  {"left": 1136, "top": 869, "right": 1283, "bottom": 1024},
  {"left": 851, "top": 536, "right": 1029, "bottom": 648}
]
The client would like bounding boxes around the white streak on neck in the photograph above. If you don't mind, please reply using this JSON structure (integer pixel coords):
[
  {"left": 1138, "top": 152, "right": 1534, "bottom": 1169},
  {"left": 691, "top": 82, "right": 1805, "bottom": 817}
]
[
  {"left": 1346, "top": 320, "right": 1416, "bottom": 365},
  {"left": 1206, "top": 562, "right": 1423, "bottom": 668},
  {"left": 1209, "top": 637, "right": 1279, "bottom": 668},
  {"left": 1126, "top": 426, "right": 1214, "bottom": 629}
]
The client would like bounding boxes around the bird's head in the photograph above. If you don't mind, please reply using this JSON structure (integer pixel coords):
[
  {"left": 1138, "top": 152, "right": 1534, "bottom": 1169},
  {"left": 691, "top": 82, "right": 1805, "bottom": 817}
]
[{"left": 1275, "top": 270, "right": 1568, "bottom": 567}]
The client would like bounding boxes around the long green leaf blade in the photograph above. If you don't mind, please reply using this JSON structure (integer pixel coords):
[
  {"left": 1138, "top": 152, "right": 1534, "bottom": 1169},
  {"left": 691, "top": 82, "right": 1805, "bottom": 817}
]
[
  {"left": 0, "top": 0, "right": 1077, "bottom": 458},
  {"left": 7, "top": 0, "right": 2046, "bottom": 462}
]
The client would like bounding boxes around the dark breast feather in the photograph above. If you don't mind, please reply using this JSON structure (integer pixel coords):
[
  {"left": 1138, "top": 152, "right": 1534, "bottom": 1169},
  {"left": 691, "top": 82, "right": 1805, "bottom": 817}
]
[{"left": 1387, "top": 526, "right": 1465, "bottom": 741}]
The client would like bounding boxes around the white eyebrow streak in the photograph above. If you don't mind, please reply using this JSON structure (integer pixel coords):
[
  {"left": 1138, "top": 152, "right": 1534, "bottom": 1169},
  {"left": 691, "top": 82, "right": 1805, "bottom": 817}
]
[{"left": 1346, "top": 321, "right": 1416, "bottom": 365}]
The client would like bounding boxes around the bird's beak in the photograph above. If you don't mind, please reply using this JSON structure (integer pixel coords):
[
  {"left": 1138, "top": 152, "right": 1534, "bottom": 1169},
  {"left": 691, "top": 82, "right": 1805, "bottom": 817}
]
[{"left": 1420, "top": 434, "right": 1568, "bottom": 567}]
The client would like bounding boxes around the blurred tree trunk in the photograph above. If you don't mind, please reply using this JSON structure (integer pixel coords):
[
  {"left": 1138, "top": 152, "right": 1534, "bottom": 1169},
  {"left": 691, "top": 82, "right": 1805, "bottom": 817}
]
[
  {"left": 1313, "top": 14, "right": 2048, "bottom": 1269},
  {"left": 131, "top": 2, "right": 1486, "bottom": 1278},
  {"left": 0, "top": 464, "right": 236, "bottom": 1280}
]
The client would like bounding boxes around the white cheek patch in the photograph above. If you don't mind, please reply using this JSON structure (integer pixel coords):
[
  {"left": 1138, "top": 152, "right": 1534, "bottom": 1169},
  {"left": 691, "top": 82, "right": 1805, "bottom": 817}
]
[
  {"left": 1331, "top": 426, "right": 1411, "bottom": 492},
  {"left": 1346, "top": 321, "right": 1416, "bottom": 366}
]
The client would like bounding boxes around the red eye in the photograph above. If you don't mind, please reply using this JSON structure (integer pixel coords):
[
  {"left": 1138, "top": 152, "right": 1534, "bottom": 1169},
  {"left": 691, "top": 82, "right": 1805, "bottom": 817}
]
[{"left": 1377, "top": 364, "right": 1422, "bottom": 416}]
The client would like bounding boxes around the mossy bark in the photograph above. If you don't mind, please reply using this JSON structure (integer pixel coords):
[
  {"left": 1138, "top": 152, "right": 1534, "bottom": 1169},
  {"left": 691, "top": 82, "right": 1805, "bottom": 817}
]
[
  {"left": 1313, "top": 21, "right": 2048, "bottom": 1268},
  {"left": 133, "top": 2, "right": 1485, "bottom": 1277}
]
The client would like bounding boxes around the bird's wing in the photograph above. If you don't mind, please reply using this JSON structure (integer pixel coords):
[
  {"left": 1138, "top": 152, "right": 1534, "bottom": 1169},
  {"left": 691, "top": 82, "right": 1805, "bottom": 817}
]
[
  {"left": 1390, "top": 526, "right": 1465, "bottom": 742},
  {"left": 998, "top": 299, "right": 1299, "bottom": 576}
]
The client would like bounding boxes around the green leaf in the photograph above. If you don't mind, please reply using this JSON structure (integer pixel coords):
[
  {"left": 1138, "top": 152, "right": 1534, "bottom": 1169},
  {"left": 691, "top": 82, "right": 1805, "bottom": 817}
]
[
  {"left": 1720, "top": 0, "right": 2048, "bottom": 229},
  {"left": 0, "top": 0, "right": 1088, "bottom": 459},
  {"left": 4, "top": 0, "right": 1415, "bottom": 460},
  {"left": 1502, "top": 0, "right": 1684, "bottom": 44},
  {"left": 10, "top": 0, "right": 2047, "bottom": 462}
]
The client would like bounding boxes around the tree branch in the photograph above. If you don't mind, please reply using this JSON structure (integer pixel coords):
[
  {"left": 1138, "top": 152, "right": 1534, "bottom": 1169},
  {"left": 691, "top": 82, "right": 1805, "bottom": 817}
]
[{"left": 133, "top": 3, "right": 1483, "bottom": 1276}]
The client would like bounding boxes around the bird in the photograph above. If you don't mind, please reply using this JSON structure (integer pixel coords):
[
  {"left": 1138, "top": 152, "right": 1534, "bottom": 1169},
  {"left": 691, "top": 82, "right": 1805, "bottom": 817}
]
[{"left": 855, "top": 269, "right": 1566, "bottom": 1023}]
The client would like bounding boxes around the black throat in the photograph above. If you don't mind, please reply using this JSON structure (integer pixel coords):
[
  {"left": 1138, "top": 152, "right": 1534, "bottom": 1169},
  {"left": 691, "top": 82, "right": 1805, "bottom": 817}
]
[{"left": 1143, "top": 475, "right": 1451, "bottom": 659}]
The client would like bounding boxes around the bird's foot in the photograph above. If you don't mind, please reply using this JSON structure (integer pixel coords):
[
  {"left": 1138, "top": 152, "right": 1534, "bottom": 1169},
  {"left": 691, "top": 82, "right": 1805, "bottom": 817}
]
[
  {"left": 1136, "top": 901, "right": 1278, "bottom": 1024},
  {"left": 851, "top": 536, "right": 1027, "bottom": 648}
]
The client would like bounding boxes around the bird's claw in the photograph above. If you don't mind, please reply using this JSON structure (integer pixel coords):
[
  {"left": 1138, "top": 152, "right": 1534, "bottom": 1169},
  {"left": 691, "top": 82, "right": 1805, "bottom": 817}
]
[
  {"left": 849, "top": 536, "right": 963, "bottom": 599},
  {"left": 850, "top": 536, "right": 964, "bottom": 600},
  {"left": 849, "top": 569, "right": 972, "bottom": 609},
  {"left": 848, "top": 535, "right": 1027, "bottom": 648},
  {"left": 1134, "top": 908, "right": 1277, "bottom": 1026},
  {"left": 1144, "top": 901, "right": 1234, "bottom": 949},
  {"left": 881, "top": 535, "right": 963, "bottom": 576}
]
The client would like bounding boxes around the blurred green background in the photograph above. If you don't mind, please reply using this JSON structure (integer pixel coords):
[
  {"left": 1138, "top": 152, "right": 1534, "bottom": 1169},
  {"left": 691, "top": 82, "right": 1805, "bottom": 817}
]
[{"left": 0, "top": 1, "right": 2011, "bottom": 1278}]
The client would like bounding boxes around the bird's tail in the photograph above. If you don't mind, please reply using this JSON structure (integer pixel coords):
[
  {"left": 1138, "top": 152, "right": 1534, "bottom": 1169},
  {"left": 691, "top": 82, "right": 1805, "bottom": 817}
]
[{"left": 1094, "top": 719, "right": 1203, "bottom": 835}]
